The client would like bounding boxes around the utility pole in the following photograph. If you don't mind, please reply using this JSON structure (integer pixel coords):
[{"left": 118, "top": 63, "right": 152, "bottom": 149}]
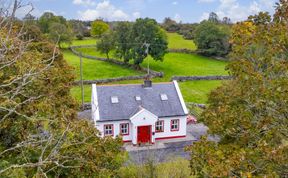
[
  {"left": 143, "top": 42, "right": 151, "bottom": 77},
  {"left": 80, "top": 53, "right": 84, "bottom": 110}
]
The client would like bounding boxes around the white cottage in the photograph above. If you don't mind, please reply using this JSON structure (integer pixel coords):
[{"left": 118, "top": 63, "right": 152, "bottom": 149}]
[{"left": 91, "top": 80, "right": 188, "bottom": 145}]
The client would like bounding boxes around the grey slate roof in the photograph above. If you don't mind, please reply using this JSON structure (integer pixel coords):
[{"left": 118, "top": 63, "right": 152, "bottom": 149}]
[{"left": 96, "top": 82, "right": 187, "bottom": 122}]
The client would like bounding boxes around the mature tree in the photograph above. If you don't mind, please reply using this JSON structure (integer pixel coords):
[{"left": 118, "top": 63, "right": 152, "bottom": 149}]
[
  {"left": 222, "top": 17, "right": 232, "bottom": 24},
  {"left": 23, "top": 13, "right": 36, "bottom": 25},
  {"left": 178, "top": 23, "right": 198, "bottom": 40},
  {"left": 48, "top": 22, "right": 73, "bottom": 48},
  {"left": 114, "top": 22, "right": 133, "bottom": 63},
  {"left": 248, "top": 11, "right": 271, "bottom": 25},
  {"left": 208, "top": 12, "right": 219, "bottom": 23},
  {"left": 162, "top": 17, "right": 180, "bottom": 32},
  {"left": 187, "top": 2, "right": 288, "bottom": 177},
  {"left": 0, "top": 1, "right": 125, "bottom": 177},
  {"left": 90, "top": 20, "right": 109, "bottom": 38},
  {"left": 69, "top": 20, "right": 87, "bottom": 40},
  {"left": 38, "top": 12, "right": 69, "bottom": 35},
  {"left": 38, "top": 12, "right": 58, "bottom": 33},
  {"left": 194, "top": 21, "right": 230, "bottom": 57},
  {"left": 131, "top": 18, "right": 168, "bottom": 65},
  {"left": 96, "top": 31, "right": 115, "bottom": 59}
]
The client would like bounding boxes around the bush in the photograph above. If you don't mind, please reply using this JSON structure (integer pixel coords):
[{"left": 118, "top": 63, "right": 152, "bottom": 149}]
[
  {"left": 118, "top": 157, "right": 192, "bottom": 178},
  {"left": 76, "top": 33, "right": 84, "bottom": 40}
]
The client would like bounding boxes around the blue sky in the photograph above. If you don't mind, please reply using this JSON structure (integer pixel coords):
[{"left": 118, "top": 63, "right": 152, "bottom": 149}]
[{"left": 20, "top": 0, "right": 276, "bottom": 22}]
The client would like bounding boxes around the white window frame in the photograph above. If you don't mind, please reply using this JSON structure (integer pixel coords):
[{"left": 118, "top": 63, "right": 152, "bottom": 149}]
[
  {"left": 120, "top": 123, "right": 129, "bottom": 135},
  {"left": 155, "top": 120, "right": 164, "bottom": 132},
  {"left": 104, "top": 124, "right": 113, "bottom": 136},
  {"left": 171, "top": 119, "right": 179, "bottom": 131}
]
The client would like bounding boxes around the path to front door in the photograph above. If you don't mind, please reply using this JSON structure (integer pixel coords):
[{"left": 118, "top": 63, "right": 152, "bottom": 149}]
[{"left": 137, "top": 125, "right": 151, "bottom": 144}]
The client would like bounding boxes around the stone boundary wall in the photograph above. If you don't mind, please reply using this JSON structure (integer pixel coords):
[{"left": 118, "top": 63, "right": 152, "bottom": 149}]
[
  {"left": 74, "top": 74, "right": 155, "bottom": 85},
  {"left": 186, "top": 102, "right": 206, "bottom": 109},
  {"left": 168, "top": 48, "right": 196, "bottom": 54},
  {"left": 70, "top": 45, "right": 163, "bottom": 77},
  {"left": 171, "top": 75, "right": 232, "bottom": 82}
]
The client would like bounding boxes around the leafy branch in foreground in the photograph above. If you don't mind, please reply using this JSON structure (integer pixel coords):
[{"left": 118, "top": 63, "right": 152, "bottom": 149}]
[
  {"left": 187, "top": 1, "right": 288, "bottom": 177},
  {"left": 0, "top": 1, "right": 125, "bottom": 177}
]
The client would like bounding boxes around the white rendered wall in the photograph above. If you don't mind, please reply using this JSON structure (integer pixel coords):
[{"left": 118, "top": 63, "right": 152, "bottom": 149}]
[
  {"left": 96, "top": 120, "right": 132, "bottom": 141},
  {"left": 155, "top": 116, "right": 187, "bottom": 139}
]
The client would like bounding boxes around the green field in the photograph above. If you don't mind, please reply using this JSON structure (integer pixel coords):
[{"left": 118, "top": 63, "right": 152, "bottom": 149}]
[
  {"left": 167, "top": 32, "right": 197, "bottom": 50},
  {"left": 72, "top": 47, "right": 228, "bottom": 81},
  {"left": 63, "top": 50, "right": 143, "bottom": 80},
  {"left": 63, "top": 33, "right": 228, "bottom": 104}
]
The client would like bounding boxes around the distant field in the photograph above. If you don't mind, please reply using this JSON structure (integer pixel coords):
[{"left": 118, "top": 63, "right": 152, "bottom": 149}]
[
  {"left": 167, "top": 33, "right": 197, "bottom": 50},
  {"left": 64, "top": 33, "right": 196, "bottom": 51}
]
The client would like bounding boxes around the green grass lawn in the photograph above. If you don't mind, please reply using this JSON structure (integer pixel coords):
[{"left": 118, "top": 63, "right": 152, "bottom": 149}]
[
  {"left": 141, "top": 53, "right": 228, "bottom": 81},
  {"left": 63, "top": 49, "right": 143, "bottom": 80},
  {"left": 74, "top": 47, "right": 107, "bottom": 58},
  {"left": 62, "top": 38, "right": 97, "bottom": 48},
  {"left": 167, "top": 32, "right": 197, "bottom": 50},
  {"left": 179, "top": 80, "right": 223, "bottom": 103}
]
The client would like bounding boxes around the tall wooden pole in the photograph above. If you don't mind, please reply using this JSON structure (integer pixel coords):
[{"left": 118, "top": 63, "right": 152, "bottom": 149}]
[{"left": 80, "top": 53, "right": 84, "bottom": 110}]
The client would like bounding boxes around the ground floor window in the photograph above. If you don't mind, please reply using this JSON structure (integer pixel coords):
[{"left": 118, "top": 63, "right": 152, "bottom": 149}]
[
  {"left": 155, "top": 120, "right": 164, "bottom": 132},
  {"left": 171, "top": 119, "right": 179, "bottom": 131},
  {"left": 120, "top": 123, "right": 129, "bottom": 135},
  {"left": 104, "top": 124, "right": 113, "bottom": 136}
]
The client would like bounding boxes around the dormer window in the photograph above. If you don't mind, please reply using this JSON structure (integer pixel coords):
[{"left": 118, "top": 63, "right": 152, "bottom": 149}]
[
  {"left": 135, "top": 96, "right": 141, "bottom": 101},
  {"left": 160, "top": 94, "right": 168, "bottom": 101},
  {"left": 111, "top": 96, "right": 119, "bottom": 104}
]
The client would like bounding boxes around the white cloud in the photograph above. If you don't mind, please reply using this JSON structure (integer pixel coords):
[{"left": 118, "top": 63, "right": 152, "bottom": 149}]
[
  {"left": 172, "top": 1, "right": 178, "bottom": 5},
  {"left": 78, "top": 1, "right": 129, "bottom": 21},
  {"left": 199, "top": 0, "right": 275, "bottom": 22},
  {"left": 174, "top": 13, "right": 181, "bottom": 23},
  {"left": 132, "top": 12, "right": 141, "bottom": 19},
  {"left": 73, "top": 0, "right": 96, "bottom": 6},
  {"left": 199, "top": 12, "right": 210, "bottom": 21},
  {"left": 197, "top": 0, "right": 216, "bottom": 3}
]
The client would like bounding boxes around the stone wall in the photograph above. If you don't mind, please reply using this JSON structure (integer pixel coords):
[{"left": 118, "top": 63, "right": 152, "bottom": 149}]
[
  {"left": 74, "top": 74, "right": 162, "bottom": 85},
  {"left": 171, "top": 75, "right": 232, "bottom": 82},
  {"left": 168, "top": 48, "right": 196, "bottom": 54}
]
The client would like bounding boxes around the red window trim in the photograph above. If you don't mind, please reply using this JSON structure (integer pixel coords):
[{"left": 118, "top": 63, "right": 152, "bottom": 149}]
[
  {"left": 155, "top": 120, "right": 164, "bottom": 133},
  {"left": 120, "top": 123, "right": 129, "bottom": 136},
  {"left": 170, "top": 119, "right": 180, "bottom": 132},
  {"left": 104, "top": 124, "right": 114, "bottom": 136}
]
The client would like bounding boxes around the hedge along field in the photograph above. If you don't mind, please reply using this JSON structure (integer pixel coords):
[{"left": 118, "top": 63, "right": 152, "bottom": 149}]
[{"left": 167, "top": 32, "right": 197, "bottom": 50}]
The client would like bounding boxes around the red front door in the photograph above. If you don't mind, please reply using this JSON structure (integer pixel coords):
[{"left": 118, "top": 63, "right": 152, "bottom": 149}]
[{"left": 137, "top": 126, "right": 151, "bottom": 144}]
